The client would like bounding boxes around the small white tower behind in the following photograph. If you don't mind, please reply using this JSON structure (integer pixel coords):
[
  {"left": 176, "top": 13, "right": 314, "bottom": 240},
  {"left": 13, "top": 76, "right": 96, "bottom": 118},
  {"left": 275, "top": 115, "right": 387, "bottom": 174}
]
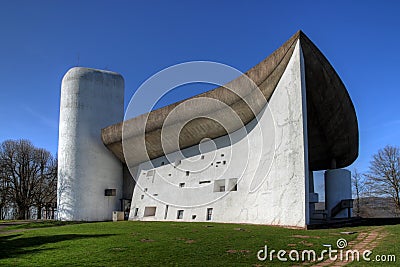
[{"left": 57, "top": 67, "right": 124, "bottom": 221}]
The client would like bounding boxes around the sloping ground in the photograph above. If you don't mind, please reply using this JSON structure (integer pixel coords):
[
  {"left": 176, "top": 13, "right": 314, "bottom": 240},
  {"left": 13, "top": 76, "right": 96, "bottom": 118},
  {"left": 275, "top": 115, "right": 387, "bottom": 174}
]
[
  {"left": 354, "top": 197, "right": 399, "bottom": 218},
  {"left": 0, "top": 221, "right": 398, "bottom": 266}
]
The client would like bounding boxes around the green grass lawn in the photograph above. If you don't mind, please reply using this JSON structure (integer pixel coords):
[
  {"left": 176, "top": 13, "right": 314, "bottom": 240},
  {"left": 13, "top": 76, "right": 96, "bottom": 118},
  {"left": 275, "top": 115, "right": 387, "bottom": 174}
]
[{"left": 0, "top": 221, "right": 398, "bottom": 266}]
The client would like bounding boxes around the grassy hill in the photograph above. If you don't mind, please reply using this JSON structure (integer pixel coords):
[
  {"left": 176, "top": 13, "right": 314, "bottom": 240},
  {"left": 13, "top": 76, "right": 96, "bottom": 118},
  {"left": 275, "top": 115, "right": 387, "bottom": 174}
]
[{"left": 0, "top": 221, "right": 398, "bottom": 266}]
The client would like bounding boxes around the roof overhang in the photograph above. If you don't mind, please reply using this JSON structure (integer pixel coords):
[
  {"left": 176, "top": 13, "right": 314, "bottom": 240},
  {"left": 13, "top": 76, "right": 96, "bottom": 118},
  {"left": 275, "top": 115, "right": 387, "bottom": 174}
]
[{"left": 101, "top": 31, "right": 358, "bottom": 171}]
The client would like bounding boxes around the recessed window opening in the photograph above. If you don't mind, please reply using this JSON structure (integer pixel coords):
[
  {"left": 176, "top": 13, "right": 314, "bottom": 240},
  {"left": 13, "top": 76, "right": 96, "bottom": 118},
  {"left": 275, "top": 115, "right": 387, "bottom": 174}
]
[
  {"left": 104, "top": 189, "right": 116, "bottom": 196},
  {"left": 177, "top": 210, "right": 184, "bottom": 219},
  {"left": 179, "top": 182, "right": 185, "bottom": 188},
  {"left": 228, "top": 178, "right": 238, "bottom": 191},
  {"left": 164, "top": 205, "right": 169, "bottom": 219},
  {"left": 192, "top": 215, "right": 197, "bottom": 220},
  {"left": 186, "top": 171, "right": 190, "bottom": 176},
  {"left": 199, "top": 180, "right": 211, "bottom": 184},
  {"left": 213, "top": 179, "right": 225, "bottom": 192},
  {"left": 206, "top": 208, "right": 213, "bottom": 221},
  {"left": 144, "top": 206, "right": 156, "bottom": 217},
  {"left": 134, "top": 208, "right": 139, "bottom": 217}
]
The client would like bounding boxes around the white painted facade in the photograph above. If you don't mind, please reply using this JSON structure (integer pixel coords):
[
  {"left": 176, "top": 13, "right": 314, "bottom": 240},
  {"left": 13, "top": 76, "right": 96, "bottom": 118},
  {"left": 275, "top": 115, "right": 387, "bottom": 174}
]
[
  {"left": 57, "top": 67, "right": 124, "bottom": 221},
  {"left": 128, "top": 41, "right": 310, "bottom": 227}
]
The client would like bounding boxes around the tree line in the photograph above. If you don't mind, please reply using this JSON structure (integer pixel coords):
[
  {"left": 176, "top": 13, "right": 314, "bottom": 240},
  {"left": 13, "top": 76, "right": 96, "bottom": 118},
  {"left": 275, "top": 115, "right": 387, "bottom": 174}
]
[
  {"left": 0, "top": 139, "right": 57, "bottom": 220},
  {"left": 352, "top": 145, "right": 400, "bottom": 217}
]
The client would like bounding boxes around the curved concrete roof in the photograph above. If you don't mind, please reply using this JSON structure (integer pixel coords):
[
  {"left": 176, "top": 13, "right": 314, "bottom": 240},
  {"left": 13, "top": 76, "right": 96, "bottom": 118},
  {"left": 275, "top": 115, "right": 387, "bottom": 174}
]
[{"left": 102, "top": 31, "right": 358, "bottom": 171}]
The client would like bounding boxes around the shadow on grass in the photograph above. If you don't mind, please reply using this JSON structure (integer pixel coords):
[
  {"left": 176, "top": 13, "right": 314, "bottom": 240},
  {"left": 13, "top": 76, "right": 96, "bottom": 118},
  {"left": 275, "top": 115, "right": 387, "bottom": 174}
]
[
  {"left": 0, "top": 221, "right": 85, "bottom": 232},
  {"left": 0, "top": 233, "right": 115, "bottom": 259}
]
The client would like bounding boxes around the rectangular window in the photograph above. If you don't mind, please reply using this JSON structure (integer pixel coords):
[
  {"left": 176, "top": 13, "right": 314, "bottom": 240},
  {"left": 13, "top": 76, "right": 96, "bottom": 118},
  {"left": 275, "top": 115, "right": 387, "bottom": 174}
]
[
  {"left": 206, "top": 208, "right": 213, "bottom": 221},
  {"left": 199, "top": 180, "right": 211, "bottom": 184},
  {"left": 104, "top": 189, "right": 116, "bottom": 196},
  {"left": 134, "top": 208, "right": 139, "bottom": 217},
  {"left": 177, "top": 210, "right": 184, "bottom": 219},
  {"left": 179, "top": 182, "right": 185, "bottom": 188},
  {"left": 219, "top": 185, "right": 225, "bottom": 192},
  {"left": 186, "top": 171, "right": 190, "bottom": 176},
  {"left": 144, "top": 206, "right": 156, "bottom": 217}
]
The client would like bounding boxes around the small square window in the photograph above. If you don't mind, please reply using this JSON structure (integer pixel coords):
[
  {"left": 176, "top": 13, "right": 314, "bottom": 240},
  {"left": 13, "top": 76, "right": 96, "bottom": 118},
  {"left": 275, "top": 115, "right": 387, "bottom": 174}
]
[
  {"left": 186, "top": 171, "right": 190, "bottom": 176},
  {"left": 177, "top": 210, "right": 184, "bottom": 219},
  {"left": 161, "top": 161, "right": 165, "bottom": 166},
  {"left": 141, "top": 195, "right": 144, "bottom": 200},
  {"left": 221, "top": 154, "right": 224, "bottom": 157},
  {"left": 228, "top": 178, "right": 238, "bottom": 191},
  {"left": 213, "top": 179, "right": 225, "bottom": 192},
  {"left": 179, "top": 182, "right": 185, "bottom": 188},
  {"left": 192, "top": 215, "right": 197, "bottom": 220},
  {"left": 144, "top": 206, "right": 156, "bottom": 217},
  {"left": 201, "top": 155, "right": 205, "bottom": 159},
  {"left": 223, "top": 160, "right": 226, "bottom": 165}
]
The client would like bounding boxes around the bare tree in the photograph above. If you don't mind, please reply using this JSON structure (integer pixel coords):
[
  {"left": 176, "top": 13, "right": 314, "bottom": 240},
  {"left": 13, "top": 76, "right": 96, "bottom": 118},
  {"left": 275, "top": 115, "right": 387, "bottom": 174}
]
[
  {"left": 352, "top": 168, "right": 366, "bottom": 217},
  {"left": 0, "top": 139, "right": 57, "bottom": 219},
  {"left": 0, "top": 159, "right": 11, "bottom": 220},
  {"left": 32, "top": 154, "right": 57, "bottom": 219},
  {"left": 366, "top": 145, "right": 400, "bottom": 215}
]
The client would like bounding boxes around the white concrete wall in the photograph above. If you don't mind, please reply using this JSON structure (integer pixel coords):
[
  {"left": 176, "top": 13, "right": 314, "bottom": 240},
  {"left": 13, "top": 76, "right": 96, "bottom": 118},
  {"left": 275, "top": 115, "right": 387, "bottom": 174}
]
[
  {"left": 58, "top": 67, "right": 124, "bottom": 221},
  {"left": 128, "top": 40, "right": 310, "bottom": 227}
]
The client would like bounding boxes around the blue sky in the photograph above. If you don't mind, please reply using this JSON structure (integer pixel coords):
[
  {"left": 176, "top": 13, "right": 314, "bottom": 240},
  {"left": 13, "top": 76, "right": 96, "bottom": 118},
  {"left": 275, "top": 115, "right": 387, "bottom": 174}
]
[{"left": 1, "top": 0, "right": 399, "bottom": 182}]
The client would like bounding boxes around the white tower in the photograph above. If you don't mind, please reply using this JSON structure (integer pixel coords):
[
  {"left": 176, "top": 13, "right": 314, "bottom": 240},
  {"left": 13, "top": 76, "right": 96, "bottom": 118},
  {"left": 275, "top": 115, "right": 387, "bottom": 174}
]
[{"left": 57, "top": 67, "right": 124, "bottom": 221}]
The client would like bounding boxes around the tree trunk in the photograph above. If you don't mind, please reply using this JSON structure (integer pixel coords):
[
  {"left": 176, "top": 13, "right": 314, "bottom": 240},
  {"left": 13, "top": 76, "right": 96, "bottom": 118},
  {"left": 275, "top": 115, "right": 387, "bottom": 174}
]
[
  {"left": 37, "top": 205, "right": 42, "bottom": 220},
  {"left": 17, "top": 207, "right": 27, "bottom": 220}
]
